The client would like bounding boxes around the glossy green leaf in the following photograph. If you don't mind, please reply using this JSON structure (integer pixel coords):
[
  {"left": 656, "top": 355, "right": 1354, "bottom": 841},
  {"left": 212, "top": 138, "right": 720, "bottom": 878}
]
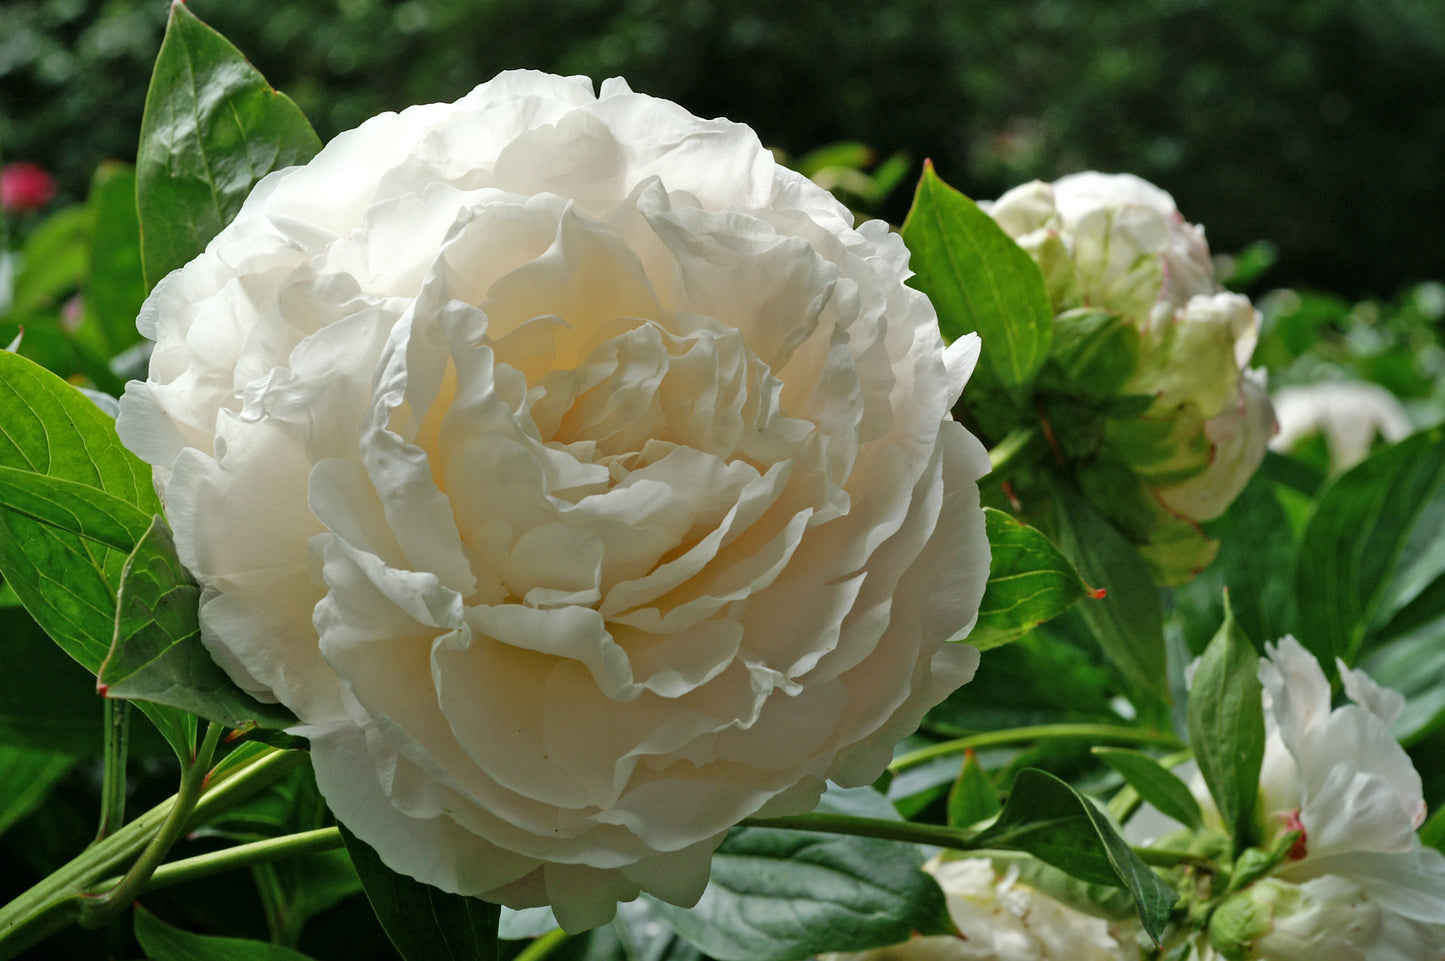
[
  {"left": 1039, "top": 308, "right": 1141, "bottom": 402},
  {"left": 0, "top": 466, "right": 153, "bottom": 553},
  {"left": 135, "top": 906, "right": 321, "bottom": 961},
  {"left": 1094, "top": 749, "right": 1202, "bottom": 832},
  {"left": 650, "top": 787, "right": 953, "bottom": 961},
  {"left": 1187, "top": 602, "right": 1265, "bottom": 853},
  {"left": 0, "top": 350, "right": 200, "bottom": 757},
  {"left": 0, "top": 744, "right": 74, "bottom": 838},
  {"left": 947, "top": 748, "right": 1000, "bottom": 829},
  {"left": 98, "top": 516, "right": 297, "bottom": 731},
  {"left": 82, "top": 162, "right": 147, "bottom": 355},
  {"left": 900, "top": 161, "right": 1053, "bottom": 387},
  {"left": 971, "top": 508, "right": 1096, "bottom": 650},
  {"left": 971, "top": 768, "right": 1177, "bottom": 942},
  {"left": 1421, "top": 802, "right": 1445, "bottom": 854},
  {"left": 1052, "top": 480, "right": 1168, "bottom": 702},
  {"left": 0, "top": 349, "right": 160, "bottom": 671},
  {"left": 340, "top": 823, "right": 501, "bottom": 961},
  {"left": 137, "top": 0, "right": 322, "bottom": 288},
  {"left": 1296, "top": 426, "right": 1445, "bottom": 667}
]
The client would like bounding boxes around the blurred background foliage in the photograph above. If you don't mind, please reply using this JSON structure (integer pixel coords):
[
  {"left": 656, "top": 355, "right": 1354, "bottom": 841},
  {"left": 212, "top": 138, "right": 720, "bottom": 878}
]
[{"left": 2, "top": 0, "right": 1443, "bottom": 297}]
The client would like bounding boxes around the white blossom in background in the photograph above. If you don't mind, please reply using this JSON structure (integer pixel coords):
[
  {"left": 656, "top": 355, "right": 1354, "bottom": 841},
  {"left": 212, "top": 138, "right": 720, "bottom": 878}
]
[
  {"left": 1135, "top": 637, "right": 1445, "bottom": 959},
  {"left": 116, "top": 71, "right": 992, "bottom": 931},
  {"left": 1269, "top": 381, "right": 1411, "bottom": 471},
  {"left": 821, "top": 857, "right": 1138, "bottom": 961}
]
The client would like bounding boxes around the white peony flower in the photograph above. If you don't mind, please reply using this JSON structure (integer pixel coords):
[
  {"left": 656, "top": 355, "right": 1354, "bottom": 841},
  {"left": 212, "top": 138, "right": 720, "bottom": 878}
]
[
  {"left": 1269, "top": 381, "right": 1411, "bottom": 471},
  {"left": 1141, "top": 637, "right": 1445, "bottom": 958},
  {"left": 821, "top": 857, "right": 1137, "bottom": 961},
  {"left": 1253, "top": 638, "right": 1445, "bottom": 924},
  {"left": 1207, "top": 874, "right": 1445, "bottom": 961},
  {"left": 115, "top": 72, "right": 991, "bottom": 930}
]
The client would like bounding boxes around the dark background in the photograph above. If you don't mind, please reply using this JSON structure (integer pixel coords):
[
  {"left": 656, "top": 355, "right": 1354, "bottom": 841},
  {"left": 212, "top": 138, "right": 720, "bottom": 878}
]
[{"left": 3, "top": 0, "right": 1443, "bottom": 294}]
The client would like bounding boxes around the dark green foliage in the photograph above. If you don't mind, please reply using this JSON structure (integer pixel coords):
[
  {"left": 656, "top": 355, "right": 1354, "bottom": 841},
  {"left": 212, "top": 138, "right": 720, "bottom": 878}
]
[{"left": 3, "top": 0, "right": 1442, "bottom": 293}]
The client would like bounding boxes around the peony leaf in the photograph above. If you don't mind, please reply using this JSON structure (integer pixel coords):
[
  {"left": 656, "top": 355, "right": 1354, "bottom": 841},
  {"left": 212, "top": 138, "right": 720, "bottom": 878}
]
[
  {"left": 970, "top": 768, "right": 1177, "bottom": 943},
  {"left": 136, "top": 0, "right": 321, "bottom": 289},
  {"left": 81, "top": 162, "right": 147, "bottom": 357},
  {"left": 900, "top": 161, "right": 1053, "bottom": 390},
  {"left": 0, "top": 744, "right": 74, "bottom": 838},
  {"left": 0, "top": 350, "right": 199, "bottom": 757},
  {"left": 1094, "top": 748, "right": 1203, "bottom": 832},
  {"left": 1421, "top": 803, "right": 1445, "bottom": 855},
  {"left": 339, "top": 823, "right": 501, "bottom": 961},
  {"left": 134, "top": 905, "right": 321, "bottom": 961},
  {"left": 0, "top": 606, "right": 110, "bottom": 753},
  {"left": 1186, "top": 600, "right": 1265, "bottom": 854},
  {"left": 0, "top": 466, "right": 153, "bottom": 554},
  {"left": 649, "top": 787, "right": 953, "bottom": 961},
  {"left": 970, "top": 507, "right": 1096, "bottom": 650},
  {"left": 1051, "top": 480, "right": 1169, "bottom": 703},
  {"left": 1036, "top": 308, "right": 1142, "bottom": 403},
  {"left": 98, "top": 516, "right": 298, "bottom": 732},
  {"left": 946, "top": 748, "right": 1001, "bottom": 829},
  {"left": 1296, "top": 425, "right": 1445, "bottom": 668}
]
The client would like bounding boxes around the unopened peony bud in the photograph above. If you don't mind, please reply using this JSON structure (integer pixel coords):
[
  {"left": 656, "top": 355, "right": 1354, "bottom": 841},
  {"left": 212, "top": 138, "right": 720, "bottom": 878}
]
[
  {"left": 987, "top": 172, "right": 1275, "bottom": 580},
  {"left": 0, "top": 162, "right": 57, "bottom": 213}
]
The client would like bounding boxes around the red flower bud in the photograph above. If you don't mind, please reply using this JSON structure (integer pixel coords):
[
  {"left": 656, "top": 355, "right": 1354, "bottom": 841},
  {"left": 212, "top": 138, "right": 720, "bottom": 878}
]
[{"left": 1, "top": 163, "right": 58, "bottom": 213}]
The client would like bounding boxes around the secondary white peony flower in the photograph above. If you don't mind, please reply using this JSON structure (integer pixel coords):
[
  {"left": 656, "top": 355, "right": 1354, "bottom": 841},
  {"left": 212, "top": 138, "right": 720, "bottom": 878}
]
[
  {"left": 1206, "top": 874, "right": 1445, "bottom": 961},
  {"left": 115, "top": 72, "right": 991, "bottom": 930},
  {"left": 1252, "top": 638, "right": 1445, "bottom": 922},
  {"left": 1269, "top": 381, "right": 1411, "bottom": 471},
  {"left": 821, "top": 857, "right": 1136, "bottom": 961},
  {"left": 1143, "top": 637, "right": 1445, "bottom": 958},
  {"left": 987, "top": 174, "right": 1273, "bottom": 524}
]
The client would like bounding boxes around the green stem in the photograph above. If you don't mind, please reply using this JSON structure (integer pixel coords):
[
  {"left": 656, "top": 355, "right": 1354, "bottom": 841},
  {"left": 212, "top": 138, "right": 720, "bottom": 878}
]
[
  {"left": 76, "top": 723, "right": 225, "bottom": 929},
  {"left": 889, "top": 724, "right": 1182, "bottom": 774},
  {"left": 739, "top": 811, "right": 1211, "bottom": 868},
  {"left": 987, "top": 426, "right": 1041, "bottom": 475},
  {"left": 514, "top": 928, "right": 571, "bottom": 961},
  {"left": 95, "top": 699, "right": 131, "bottom": 842},
  {"left": 0, "top": 742, "right": 305, "bottom": 961},
  {"left": 124, "top": 828, "right": 343, "bottom": 896}
]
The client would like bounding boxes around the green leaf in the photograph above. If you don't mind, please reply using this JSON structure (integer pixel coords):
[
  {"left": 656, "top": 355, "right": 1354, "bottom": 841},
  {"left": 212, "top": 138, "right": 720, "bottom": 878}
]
[
  {"left": 900, "top": 161, "right": 1053, "bottom": 388},
  {"left": 947, "top": 748, "right": 1000, "bottom": 829},
  {"left": 7, "top": 205, "right": 89, "bottom": 319},
  {"left": 970, "top": 768, "right": 1177, "bottom": 942},
  {"left": 0, "top": 466, "right": 153, "bottom": 553},
  {"left": 1094, "top": 749, "right": 1203, "bottom": 832},
  {"left": 650, "top": 787, "right": 953, "bottom": 961},
  {"left": 82, "top": 162, "right": 147, "bottom": 355},
  {"left": 136, "top": 0, "right": 322, "bottom": 289},
  {"left": 1186, "top": 601, "right": 1265, "bottom": 853},
  {"left": 1296, "top": 426, "right": 1445, "bottom": 667},
  {"left": 0, "top": 605, "right": 106, "bottom": 753},
  {"left": 134, "top": 905, "right": 321, "bottom": 961},
  {"left": 0, "top": 744, "right": 74, "bottom": 838},
  {"left": 1052, "top": 480, "right": 1168, "bottom": 702},
  {"left": 1038, "top": 308, "right": 1142, "bottom": 402},
  {"left": 971, "top": 508, "right": 1096, "bottom": 650},
  {"left": 1421, "top": 801, "right": 1445, "bottom": 854},
  {"left": 98, "top": 516, "right": 298, "bottom": 731},
  {"left": 339, "top": 823, "right": 501, "bottom": 961},
  {"left": 0, "top": 349, "right": 160, "bottom": 671}
]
